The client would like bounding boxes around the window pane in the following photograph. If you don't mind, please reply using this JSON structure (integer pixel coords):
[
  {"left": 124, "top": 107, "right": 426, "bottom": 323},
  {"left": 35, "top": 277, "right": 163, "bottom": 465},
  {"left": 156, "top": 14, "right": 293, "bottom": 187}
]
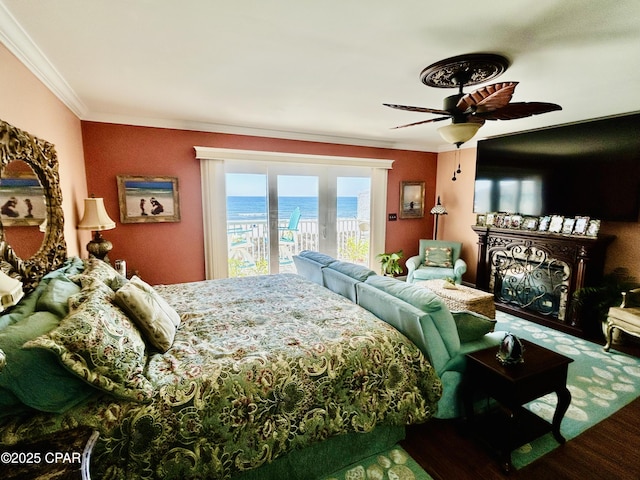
[
  {"left": 226, "top": 173, "right": 267, "bottom": 277},
  {"left": 337, "top": 176, "right": 370, "bottom": 265},
  {"left": 277, "top": 175, "right": 318, "bottom": 272}
]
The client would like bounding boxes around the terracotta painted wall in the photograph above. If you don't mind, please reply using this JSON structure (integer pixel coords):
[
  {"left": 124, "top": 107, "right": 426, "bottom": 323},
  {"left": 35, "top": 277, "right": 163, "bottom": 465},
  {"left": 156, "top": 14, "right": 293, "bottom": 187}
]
[
  {"left": 0, "top": 44, "right": 88, "bottom": 258},
  {"left": 436, "top": 147, "right": 640, "bottom": 285},
  {"left": 81, "top": 122, "right": 437, "bottom": 285}
]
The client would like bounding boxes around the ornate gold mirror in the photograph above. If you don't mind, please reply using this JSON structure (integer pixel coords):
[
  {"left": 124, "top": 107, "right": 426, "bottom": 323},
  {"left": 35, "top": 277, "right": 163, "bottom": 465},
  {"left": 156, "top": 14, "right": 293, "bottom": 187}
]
[{"left": 0, "top": 119, "right": 66, "bottom": 292}]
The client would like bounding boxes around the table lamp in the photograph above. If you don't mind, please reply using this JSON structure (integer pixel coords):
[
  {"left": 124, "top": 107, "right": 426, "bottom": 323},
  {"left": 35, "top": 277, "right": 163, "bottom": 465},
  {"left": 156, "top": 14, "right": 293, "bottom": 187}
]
[{"left": 77, "top": 196, "right": 116, "bottom": 262}]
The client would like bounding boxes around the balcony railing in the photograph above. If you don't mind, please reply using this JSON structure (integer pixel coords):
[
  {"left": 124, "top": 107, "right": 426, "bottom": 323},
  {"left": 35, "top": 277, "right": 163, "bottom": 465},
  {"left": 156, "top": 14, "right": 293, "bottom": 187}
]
[{"left": 227, "top": 218, "right": 369, "bottom": 276}]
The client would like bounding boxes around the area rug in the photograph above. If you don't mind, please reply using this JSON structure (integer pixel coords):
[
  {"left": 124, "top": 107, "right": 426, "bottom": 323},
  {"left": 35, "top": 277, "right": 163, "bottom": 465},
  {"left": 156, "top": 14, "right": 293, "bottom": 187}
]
[
  {"left": 321, "top": 445, "right": 433, "bottom": 480},
  {"left": 494, "top": 311, "right": 640, "bottom": 469}
]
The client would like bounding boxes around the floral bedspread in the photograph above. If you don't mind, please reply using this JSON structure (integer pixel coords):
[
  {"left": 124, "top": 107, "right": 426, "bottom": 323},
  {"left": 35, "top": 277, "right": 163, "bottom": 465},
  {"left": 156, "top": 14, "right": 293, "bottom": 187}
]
[{"left": 0, "top": 274, "right": 441, "bottom": 479}]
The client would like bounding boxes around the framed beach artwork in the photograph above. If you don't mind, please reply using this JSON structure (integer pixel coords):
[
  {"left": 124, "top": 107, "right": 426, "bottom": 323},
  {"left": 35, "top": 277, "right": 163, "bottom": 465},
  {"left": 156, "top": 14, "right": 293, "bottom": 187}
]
[
  {"left": 399, "top": 181, "right": 425, "bottom": 219},
  {"left": 0, "top": 172, "right": 45, "bottom": 226},
  {"left": 117, "top": 175, "right": 180, "bottom": 223}
]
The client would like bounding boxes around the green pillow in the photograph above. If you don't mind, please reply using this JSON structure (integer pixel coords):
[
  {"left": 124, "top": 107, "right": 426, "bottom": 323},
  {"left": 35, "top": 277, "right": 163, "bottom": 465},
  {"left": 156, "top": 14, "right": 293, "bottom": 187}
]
[
  {"left": 423, "top": 247, "right": 453, "bottom": 267},
  {"left": 36, "top": 276, "right": 81, "bottom": 318},
  {"left": 25, "top": 280, "right": 155, "bottom": 403},
  {"left": 0, "top": 386, "right": 20, "bottom": 408},
  {"left": 0, "top": 311, "right": 96, "bottom": 413},
  {"left": 451, "top": 310, "right": 497, "bottom": 342}
]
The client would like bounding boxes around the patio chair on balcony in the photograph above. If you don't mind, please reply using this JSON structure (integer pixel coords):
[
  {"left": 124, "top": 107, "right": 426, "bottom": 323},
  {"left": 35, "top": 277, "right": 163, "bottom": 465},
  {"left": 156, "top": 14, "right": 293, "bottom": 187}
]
[
  {"left": 228, "top": 226, "right": 256, "bottom": 269},
  {"left": 279, "top": 207, "right": 301, "bottom": 265}
]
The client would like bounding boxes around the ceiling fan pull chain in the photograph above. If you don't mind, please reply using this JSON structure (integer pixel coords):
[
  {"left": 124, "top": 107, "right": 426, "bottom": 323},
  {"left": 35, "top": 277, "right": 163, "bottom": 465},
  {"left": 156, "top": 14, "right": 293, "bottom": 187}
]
[{"left": 452, "top": 148, "right": 461, "bottom": 181}]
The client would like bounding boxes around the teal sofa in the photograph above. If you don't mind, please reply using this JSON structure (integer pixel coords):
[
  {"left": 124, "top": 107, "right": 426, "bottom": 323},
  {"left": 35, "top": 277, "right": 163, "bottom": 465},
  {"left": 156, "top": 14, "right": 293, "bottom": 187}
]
[{"left": 293, "top": 250, "right": 503, "bottom": 419}]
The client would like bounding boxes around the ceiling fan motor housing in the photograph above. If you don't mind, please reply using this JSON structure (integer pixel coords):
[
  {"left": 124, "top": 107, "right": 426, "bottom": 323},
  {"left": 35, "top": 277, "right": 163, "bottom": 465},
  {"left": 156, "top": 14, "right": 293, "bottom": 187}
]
[{"left": 443, "top": 94, "right": 470, "bottom": 123}]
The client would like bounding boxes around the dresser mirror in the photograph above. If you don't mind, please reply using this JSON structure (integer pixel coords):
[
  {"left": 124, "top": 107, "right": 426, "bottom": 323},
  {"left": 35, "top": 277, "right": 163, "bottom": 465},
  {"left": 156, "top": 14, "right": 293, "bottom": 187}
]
[{"left": 0, "top": 119, "right": 67, "bottom": 292}]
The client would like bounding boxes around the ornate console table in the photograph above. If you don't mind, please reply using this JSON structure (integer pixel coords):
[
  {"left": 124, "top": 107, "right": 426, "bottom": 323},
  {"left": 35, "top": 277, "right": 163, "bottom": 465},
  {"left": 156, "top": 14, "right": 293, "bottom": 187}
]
[{"left": 472, "top": 226, "right": 614, "bottom": 338}]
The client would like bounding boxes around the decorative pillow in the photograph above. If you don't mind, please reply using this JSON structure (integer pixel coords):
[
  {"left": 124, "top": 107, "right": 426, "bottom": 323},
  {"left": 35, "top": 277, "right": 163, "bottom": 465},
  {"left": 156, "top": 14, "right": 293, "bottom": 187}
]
[
  {"left": 114, "top": 276, "right": 180, "bottom": 352},
  {"left": 0, "top": 311, "right": 96, "bottom": 413},
  {"left": 24, "top": 287, "right": 154, "bottom": 403},
  {"left": 423, "top": 247, "right": 453, "bottom": 268},
  {"left": 451, "top": 310, "right": 497, "bottom": 342},
  {"left": 82, "top": 258, "right": 128, "bottom": 290},
  {"left": 67, "top": 275, "right": 116, "bottom": 312}
]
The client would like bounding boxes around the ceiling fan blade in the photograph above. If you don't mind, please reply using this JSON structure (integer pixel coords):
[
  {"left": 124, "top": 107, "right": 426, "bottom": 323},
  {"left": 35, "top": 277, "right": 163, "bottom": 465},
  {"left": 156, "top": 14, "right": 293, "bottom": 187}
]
[
  {"left": 457, "top": 82, "right": 519, "bottom": 113},
  {"left": 391, "top": 116, "right": 451, "bottom": 129},
  {"left": 478, "top": 102, "right": 562, "bottom": 120},
  {"left": 383, "top": 103, "right": 450, "bottom": 115}
]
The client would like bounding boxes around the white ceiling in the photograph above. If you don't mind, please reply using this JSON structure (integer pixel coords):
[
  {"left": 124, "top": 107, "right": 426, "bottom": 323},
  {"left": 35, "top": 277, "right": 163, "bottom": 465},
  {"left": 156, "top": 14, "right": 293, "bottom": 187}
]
[{"left": 1, "top": 0, "right": 640, "bottom": 152}]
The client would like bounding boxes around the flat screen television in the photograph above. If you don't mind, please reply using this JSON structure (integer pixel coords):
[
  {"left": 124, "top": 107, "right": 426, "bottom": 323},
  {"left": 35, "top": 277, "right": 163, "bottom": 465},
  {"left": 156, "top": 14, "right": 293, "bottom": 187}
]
[{"left": 473, "top": 112, "right": 640, "bottom": 222}]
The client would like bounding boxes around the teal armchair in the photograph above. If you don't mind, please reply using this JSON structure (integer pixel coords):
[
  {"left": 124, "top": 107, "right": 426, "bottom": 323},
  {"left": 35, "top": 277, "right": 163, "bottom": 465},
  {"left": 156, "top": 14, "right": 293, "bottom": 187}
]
[{"left": 406, "top": 239, "right": 467, "bottom": 284}]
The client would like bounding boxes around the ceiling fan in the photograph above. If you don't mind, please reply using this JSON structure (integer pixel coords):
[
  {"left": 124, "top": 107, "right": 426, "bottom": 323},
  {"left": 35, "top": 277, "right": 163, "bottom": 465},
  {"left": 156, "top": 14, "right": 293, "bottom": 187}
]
[{"left": 384, "top": 53, "right": 562, "bottom": 148}]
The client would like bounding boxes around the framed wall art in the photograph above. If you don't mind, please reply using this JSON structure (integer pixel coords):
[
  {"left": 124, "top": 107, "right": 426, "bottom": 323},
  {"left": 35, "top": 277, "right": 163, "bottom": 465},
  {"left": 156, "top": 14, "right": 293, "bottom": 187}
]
[
  {"left": 0, "top": 174, "right": 45, "bottom": 226},
  {"left": 117, "top": 175, "right": 180, "bottom": 223},
  {"left": 399, "top": 181, "right": 425, "bottom": 219}
]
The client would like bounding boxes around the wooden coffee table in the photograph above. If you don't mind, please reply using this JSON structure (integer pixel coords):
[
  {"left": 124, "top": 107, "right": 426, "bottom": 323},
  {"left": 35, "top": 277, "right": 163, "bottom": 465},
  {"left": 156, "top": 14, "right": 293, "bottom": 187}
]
[{"left": 462, "top": 339, "right": 573, "bottom": 472}]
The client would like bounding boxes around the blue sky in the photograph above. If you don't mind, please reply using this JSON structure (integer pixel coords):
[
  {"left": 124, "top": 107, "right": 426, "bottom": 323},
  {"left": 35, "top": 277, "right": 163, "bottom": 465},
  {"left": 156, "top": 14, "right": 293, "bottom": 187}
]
[{"left": 226, "top": 174, "right": 370, "bottom": 197}]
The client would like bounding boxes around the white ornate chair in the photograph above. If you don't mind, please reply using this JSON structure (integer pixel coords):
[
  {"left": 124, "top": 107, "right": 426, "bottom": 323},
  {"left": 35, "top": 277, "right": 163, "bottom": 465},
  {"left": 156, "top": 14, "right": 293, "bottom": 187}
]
[{"left": 604, "top": 288, "right": 640, "bottom": 351}]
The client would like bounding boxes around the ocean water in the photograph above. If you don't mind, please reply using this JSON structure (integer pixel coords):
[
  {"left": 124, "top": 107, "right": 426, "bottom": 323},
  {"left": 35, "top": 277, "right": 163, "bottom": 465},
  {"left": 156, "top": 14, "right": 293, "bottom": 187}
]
[{"left": 227, "top": 196, "right": 358, "bottom": 222}]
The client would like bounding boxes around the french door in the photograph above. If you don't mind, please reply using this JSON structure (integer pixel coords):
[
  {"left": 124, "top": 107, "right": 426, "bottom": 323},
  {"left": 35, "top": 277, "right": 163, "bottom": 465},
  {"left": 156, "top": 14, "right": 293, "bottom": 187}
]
[
  {"left": 196, "top": 146, "right": 392, "bottom": 280},
  {"left": 225, "top": 165, "right": 371, "bottom": 276}
]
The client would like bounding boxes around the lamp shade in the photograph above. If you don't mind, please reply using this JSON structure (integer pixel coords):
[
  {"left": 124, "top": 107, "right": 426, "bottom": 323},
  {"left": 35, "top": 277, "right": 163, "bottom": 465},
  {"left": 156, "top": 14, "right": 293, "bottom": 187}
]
[
  {"left": 437, "top": 122, "right": 482, "bottom": 146},
  {"left": 77, "top": 197, "right": 116, "bottom": 231},
  {"left": 430, "top": 196, "right": 448, "bottom": 215},
  {"left": 0, "top": 271, "right": 24, "bottom": 312}
]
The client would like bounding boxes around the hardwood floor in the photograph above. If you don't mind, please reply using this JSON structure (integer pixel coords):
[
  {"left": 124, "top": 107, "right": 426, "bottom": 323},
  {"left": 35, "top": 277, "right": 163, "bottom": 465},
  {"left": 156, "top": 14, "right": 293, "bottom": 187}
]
[{"left": 402, "top": 338, "right": 640, "bottom": 480}]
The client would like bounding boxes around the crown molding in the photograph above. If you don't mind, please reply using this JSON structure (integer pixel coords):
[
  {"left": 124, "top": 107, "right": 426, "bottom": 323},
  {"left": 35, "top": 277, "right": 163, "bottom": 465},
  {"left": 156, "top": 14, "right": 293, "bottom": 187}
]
[
  {"left": 0, "top": 1, "right": 87, "bottom": 117},
  {"left": 84, "top": 111, "right": 438, "bottom": 153}
]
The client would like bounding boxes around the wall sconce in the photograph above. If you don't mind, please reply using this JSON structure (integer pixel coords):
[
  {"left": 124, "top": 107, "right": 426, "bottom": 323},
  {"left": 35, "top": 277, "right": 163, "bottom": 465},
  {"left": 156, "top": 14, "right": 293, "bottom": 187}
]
[
  {"left": 429, "top": 196, "right": 448, "bottom": 240},
  {"left": 77, "top": 197, "right": 116, "bottom": 262}
]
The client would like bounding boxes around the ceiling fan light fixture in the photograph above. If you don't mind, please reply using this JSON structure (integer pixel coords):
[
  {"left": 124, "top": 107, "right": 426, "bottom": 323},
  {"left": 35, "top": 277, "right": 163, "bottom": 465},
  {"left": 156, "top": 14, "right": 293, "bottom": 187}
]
[{"left": 437, "top": 122, "right": 481, "bottom": 147}]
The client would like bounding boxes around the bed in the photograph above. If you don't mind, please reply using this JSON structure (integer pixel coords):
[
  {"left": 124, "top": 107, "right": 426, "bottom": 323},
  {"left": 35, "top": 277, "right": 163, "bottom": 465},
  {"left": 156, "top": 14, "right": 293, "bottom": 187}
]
[
  {"left": 0, "top": 259, "right": 442, "bottom": 479},
  {"left": 0, "top": 119, "right": 442, "bottom": 479}
]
